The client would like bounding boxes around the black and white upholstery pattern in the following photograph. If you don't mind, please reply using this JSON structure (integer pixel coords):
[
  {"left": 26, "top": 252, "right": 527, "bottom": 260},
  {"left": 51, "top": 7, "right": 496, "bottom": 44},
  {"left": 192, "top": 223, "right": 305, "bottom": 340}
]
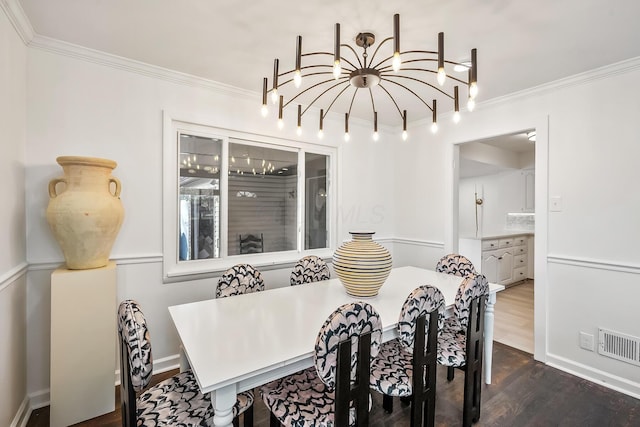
[
  {"left": 437, "top": 273, "right": 489, "bottom": 367},
  {"left": 118, "top": 300, "right": 253, "bottom": 427},
  {"left": 290, "top": 255, "right": 331, "bottom": 286},
  {"left": 216, "top": 264, "right": 265, "bottom": 298},
  {"left": 435, "top": 253, "right": 477, "bottom": 278},
  {"left": 370, "top": 286, "right": 445, "bottom": 397},
  {"left": 260, "top": 302, "right": 382, "bottom": 427}
]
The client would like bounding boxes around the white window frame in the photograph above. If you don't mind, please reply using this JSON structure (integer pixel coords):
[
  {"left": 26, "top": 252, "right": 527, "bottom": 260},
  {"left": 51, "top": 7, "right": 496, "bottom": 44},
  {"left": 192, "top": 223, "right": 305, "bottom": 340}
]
[{"left": 162, "top": 111, "right": 337, "bottom": 281}]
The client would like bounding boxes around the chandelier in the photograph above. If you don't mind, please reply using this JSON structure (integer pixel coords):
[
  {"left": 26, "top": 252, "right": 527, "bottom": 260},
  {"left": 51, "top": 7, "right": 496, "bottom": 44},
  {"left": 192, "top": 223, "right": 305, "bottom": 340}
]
[{"left": 261, "top": 14, "right": 478, "bottom": 141}]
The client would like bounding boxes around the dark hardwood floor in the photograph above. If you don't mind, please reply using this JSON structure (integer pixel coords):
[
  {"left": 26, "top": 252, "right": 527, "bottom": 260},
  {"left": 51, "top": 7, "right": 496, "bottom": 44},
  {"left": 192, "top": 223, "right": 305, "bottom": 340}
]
[{"left": 27, "top": 342, "right": 639, "bottom": 427}]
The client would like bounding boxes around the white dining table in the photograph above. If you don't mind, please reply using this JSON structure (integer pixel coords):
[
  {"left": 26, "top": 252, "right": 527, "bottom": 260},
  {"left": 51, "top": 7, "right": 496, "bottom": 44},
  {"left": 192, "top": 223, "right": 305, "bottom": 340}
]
[{"left": 168, "top": 266, "right": 504, "bottom": 427}]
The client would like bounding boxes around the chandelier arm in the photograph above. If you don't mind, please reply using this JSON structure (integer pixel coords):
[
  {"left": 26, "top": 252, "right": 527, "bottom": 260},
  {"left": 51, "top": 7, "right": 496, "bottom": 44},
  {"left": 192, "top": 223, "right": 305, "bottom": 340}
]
[
  {"left": 300, "top": 81, "right": 351, "bottom": 116},
  {"left": 368, "top": 37, "right": 394, "bottom": 69},
  {"left": 382, "top": 73, "right": 456, "bottom": 98},
  {"left": 299, "top": 51, "right": 359, "bottom": 70},
  {"left": 368, "top": 87, "right": 376, "bottom": 115},
  {"left": 379, "top": 79, "right": 434, "bottom": 112},
  {"left": 375, "top": 84, "right": 404, "bottom": 118},
  {"left": 340, "top": 44, "right": 364, "bottom": 69},
  {"left": 347, "top": 88, "right": 359, "bottom": 117},
  {"left": 385, "top": 67, "right": 468, "bottom": 86},
  {"left": 323, "top": 84, "right": 354, "bottom": 116},
  {"left": 283, "top": 77, "right": 350, "bottom": 109}
]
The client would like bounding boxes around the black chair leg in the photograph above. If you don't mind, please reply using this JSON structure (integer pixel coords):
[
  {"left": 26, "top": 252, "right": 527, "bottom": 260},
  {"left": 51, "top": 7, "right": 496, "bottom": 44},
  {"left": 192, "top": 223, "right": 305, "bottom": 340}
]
[
  {"left": 400, "top": 395, "right": 412, "bottom": 406},
  {"left": 462, "top": 367, "right": 482, "bottom": 427},
  {"left": 447, "top": 366, "right": 455, "bottom": 381},
  {"left": 270, "top": 412, "right": 280, "bottom": 427},
  {"left": 233, "top": 416, "right": 239, "bottom": 427},
  {"left": 382, "top": 394, "right": 394, "bottom": 413},
  {"left": 243, "top": 406, "right": 254, "bottom": 427}
]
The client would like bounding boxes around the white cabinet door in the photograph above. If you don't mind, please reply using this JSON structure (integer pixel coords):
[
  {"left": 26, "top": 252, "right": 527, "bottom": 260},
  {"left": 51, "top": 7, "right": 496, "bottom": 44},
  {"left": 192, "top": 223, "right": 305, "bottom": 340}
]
[
  {"left": 481, "top": 251, "right": 498, "bottom": 283},
  {"left": 497, "top": 251, "right": 513, "bottom": 285}
]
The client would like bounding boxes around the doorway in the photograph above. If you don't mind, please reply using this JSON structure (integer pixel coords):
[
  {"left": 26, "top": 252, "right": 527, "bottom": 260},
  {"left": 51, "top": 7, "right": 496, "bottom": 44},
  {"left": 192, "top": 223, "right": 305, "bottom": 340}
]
[{"left": 455, "top": 130, "right": 536, "bottom": 354}]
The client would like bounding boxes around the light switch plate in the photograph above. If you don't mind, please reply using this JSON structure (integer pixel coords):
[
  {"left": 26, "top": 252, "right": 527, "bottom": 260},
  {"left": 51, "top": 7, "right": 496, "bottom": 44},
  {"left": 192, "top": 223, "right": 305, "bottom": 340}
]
[{"left": 550, "top": 196, "right": 563, "bottom": 212}]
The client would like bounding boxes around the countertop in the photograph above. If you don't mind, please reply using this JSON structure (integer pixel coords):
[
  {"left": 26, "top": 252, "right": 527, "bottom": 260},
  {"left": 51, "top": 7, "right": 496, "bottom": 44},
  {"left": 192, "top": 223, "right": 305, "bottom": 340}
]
[{"left": 460, "top": 231, "right": 534, "bottom": 240}]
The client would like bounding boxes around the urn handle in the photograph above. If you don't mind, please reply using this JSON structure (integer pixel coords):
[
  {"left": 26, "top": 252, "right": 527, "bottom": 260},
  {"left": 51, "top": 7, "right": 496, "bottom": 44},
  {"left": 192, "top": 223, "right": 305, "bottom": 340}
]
[
  {"left": 109, "top": 177, "right": 122, "bottom": 198},
  {"left": 48, "top": 178, "right": 67, "bottom": 198}
]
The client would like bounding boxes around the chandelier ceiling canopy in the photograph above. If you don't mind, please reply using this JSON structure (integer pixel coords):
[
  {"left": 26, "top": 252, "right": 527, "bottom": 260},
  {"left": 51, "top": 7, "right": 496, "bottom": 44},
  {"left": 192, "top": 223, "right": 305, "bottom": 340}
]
[{"left": 261, "top": 14, "right": 478, "bottom": 141}]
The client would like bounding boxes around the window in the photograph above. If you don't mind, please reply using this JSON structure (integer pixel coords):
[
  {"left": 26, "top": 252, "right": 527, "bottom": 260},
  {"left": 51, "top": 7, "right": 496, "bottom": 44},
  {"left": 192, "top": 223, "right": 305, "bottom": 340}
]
[{"left": 163, "top": 114, "right": 336, "bottom": 280}]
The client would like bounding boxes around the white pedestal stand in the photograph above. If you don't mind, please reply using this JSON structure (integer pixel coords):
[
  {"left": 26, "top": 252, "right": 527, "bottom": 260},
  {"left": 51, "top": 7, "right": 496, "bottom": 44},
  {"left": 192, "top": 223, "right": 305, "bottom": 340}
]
[{"left": 50, "top": 262, "right": 116, "bottom": 427}]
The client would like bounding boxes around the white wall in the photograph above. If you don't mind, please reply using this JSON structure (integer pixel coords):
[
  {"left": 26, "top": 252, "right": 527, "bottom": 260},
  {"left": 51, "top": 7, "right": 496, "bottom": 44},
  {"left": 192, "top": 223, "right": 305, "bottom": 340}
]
[
  {"left": 459, "top": 169, "right": 531, "bottom": 237},
  {"left": 0, "top": 5, "right": 28, "bottom": 427},
  {"left": 396, "top": 59, "right": 640, "bottom": 396},
  {"left": 23, "top": 42, "right": 396, "bottom": 399}
]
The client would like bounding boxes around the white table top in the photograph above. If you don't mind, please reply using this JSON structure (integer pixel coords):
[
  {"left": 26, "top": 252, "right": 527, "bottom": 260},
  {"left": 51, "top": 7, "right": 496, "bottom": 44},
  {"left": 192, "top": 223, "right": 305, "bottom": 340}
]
[{"left": 168, "top": 266, "right": 503, "bottom": 395}]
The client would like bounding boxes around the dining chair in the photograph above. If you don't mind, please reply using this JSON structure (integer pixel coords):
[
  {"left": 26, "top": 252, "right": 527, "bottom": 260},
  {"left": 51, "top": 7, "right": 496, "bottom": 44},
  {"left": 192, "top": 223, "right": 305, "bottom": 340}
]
[
  {"left": 260, "top": 301, "right": 382, "bottom": 427},
  {"left": 239, "top": 233, "right": 264, "bottom": 254},
  {"left": 117, "top": 299, "right": 254, "bottom": 427},
  {"left": 437, "top": 273, "right": 489, "bottom": 427},
  {"left": 369, "top": 285, "right": 445, "bottom": 427},
  {"left": 216, "top": 263, "right": 265, "bottom": 298},
  {"left": 435, "top": 253, "right": 477, "bottom": 277},
  {"left": 289, "top": 255, "right": 331, "bottom": 285}
]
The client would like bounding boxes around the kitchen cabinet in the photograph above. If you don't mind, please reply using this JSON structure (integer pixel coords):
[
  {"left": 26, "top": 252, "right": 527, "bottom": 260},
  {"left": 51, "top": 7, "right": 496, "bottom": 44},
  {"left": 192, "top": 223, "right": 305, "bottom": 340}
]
[{"left": 460, "top": 233, "right": 532, "bottom": 286}]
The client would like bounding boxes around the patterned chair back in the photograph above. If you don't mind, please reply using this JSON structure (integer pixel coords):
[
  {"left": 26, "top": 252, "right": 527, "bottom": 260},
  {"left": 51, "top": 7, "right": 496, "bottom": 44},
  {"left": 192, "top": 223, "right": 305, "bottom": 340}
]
[
  {"left": 435, "top": 253, "right": 477, "bottom": 277},
  {"left": 397, "top": 285, "right": 445, "bottom": 350},
  {"left": 314, "top": 301, "right": 382, "bottom": 389},
  {"left": 216, "top": 264, "right": 265, "bottom": 298},
  {"left": 453, "top": 273, "right": 489, "bottom": 330},
  {"left": 118, "top": 299, "right": 153, "bottom": 392},
  {"left": 290, "top": 255, "right": 331, "bottom": 286}
]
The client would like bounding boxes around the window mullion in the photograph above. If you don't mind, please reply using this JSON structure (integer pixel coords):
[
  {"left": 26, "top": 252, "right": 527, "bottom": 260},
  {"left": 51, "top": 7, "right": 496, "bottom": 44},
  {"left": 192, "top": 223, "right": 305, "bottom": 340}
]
[{"left": 220, "top": 137, "right": 230, "bottom": 257}]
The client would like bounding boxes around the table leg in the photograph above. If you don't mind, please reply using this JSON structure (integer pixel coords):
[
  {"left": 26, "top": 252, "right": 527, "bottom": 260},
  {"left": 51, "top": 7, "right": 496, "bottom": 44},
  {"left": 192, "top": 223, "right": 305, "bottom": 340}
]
[
  {"left": 179, "top": 345, "right": 190, "bottom": 373},
  {"left": 212, "top": 384, "right": 236, "bottom": 427},
  {"left": 483, "top": 292, "right": 497, "bottom": 384}
]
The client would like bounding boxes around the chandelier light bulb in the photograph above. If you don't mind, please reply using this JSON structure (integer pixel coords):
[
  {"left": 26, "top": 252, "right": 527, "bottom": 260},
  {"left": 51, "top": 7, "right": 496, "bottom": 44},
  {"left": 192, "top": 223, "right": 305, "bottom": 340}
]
[
  {"left": 453, "top": 111, "right": 461, "bottom": 123},
  {"left": 431, "top": 122, "right": 438, "bottom": 134},
  {"left": 344, "top": 132, "right": 350, "bottom": 142},
  {"left": 392, "top": 52, "right": 401, "bottom": 72},
  {"left": 296, "top": 126, "right": 302, "bottom": 136},
  {"left": 437, "top": 67, "right": 447, "bottom": 86},
  {"left": 317, "top": 129, "right": 324, "bottom": 139},
  {"left": 261, "top": 105, "right": 268, "bottom": 117},
  {"left": 469, "top": 82, "right": 478, "bottom": 99},
  {"left": 333, "top": 61, "right": 341, "bottom": 79},
  {"left": 294, "top": 70, "right": 302, "bottom": 88},
  {"left": 467, "top": 97, "right": 475, "bottom": 112},
  {"left": 373, "top": 131, "right": 379, "bottom": 141},
  {"left": 271, "top": 89, "right": 278, "bottom": 105},
  {"left": 402, "top": 130, "right": 408, "bottom": 141},
  {"left": 277, "top": 118, "right": 284, "bottom": 129}
]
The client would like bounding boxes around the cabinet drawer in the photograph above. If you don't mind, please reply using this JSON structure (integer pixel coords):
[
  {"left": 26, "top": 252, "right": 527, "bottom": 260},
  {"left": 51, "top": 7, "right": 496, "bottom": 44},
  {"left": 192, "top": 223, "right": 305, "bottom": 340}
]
[
  {"left": 514, "top": 254, "right": 527, "bottom": 268},
  {"left": 513, "top": 245, "right": 527, "bottom": 255},
  {"left": 513, "top": 266, "right": 527, "bottom": 282},
  {"left": 499, "top": 238, "right": 514, "bottom": 248},
  {"left": 513, "top": 236, "right": 527, "bottom": 246},
  {"left": 482, "top": 239, "right": 499, "bottom": 251}
]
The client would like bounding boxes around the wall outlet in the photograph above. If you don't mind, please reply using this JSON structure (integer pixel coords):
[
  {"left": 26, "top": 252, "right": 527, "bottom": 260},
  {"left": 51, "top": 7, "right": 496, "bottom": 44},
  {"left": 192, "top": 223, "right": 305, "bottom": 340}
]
[
  {"left": 579, "top": 332, "right": 595, "bottom": 351},
  {"left": 550, "top": 196, "right": 563, "bottom": 212}
]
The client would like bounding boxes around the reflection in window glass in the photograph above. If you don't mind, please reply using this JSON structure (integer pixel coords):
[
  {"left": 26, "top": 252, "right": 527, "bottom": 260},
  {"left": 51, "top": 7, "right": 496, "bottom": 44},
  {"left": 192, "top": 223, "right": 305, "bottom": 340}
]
[
  {"left": 179, "top": 134, "right": 221, "bottom": 261},
  {"left": 305, "top": 153, "right": 328, "bottom": 249},
  {"left": 228, "top": 142, "right": 297, "bottom": 255}
]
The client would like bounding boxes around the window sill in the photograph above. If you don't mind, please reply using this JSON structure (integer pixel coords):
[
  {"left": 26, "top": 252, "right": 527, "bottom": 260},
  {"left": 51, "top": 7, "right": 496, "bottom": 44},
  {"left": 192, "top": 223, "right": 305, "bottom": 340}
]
[{"left": 163, "top": 248, "right": 334, "bottom": 283}]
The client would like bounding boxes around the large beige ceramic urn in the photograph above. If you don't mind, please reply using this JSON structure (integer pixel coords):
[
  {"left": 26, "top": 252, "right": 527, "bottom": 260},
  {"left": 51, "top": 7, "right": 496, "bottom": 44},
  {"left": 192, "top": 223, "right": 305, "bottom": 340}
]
[
  {"left": 46, "top": 156, "right": 125, "bottom": 270},
  {"left": 332, "top": 231, "right": 392, "bottom": 297}
]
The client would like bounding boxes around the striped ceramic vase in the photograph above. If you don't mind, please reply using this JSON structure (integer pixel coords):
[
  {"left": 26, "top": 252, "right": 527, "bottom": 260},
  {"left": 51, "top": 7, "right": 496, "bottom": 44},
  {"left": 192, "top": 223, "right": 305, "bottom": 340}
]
[{"left": 332, "top": 232, "right": 392, "bottom": 297}]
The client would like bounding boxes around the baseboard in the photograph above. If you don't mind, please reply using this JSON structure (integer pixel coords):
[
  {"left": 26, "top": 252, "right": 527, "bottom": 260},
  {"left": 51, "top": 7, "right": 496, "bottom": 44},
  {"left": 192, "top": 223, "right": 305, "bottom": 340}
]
[
  {"left": 9, "top": 395, "right": 31, "bottom": 427},
  {"left": 28, "top": 388, "right": 50, "bottom": 409},
  {"left": 546, "top": 353, "right": 640, "bottom": 399}
]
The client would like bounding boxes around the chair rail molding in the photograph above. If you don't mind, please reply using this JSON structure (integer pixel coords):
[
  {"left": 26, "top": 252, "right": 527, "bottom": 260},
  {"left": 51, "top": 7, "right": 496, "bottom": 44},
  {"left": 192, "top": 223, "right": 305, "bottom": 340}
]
[
  {"left": 547, "top": 254, "right": 640, "bottom": 275},
  {"left": 0, "top": 261, "right": 28, "bottom": 293}
]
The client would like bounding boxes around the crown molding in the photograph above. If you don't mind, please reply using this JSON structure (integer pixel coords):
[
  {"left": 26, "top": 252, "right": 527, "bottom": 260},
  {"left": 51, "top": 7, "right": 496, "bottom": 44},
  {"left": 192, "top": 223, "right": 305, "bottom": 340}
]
[
  {"left": 412, "top": 55, "right": 640, "bottom": 130},
  {"left": 28, "top": 33, "right": 258, "bottom": 101},
  {"left": 1, "top": 0, "right": 34, "bottom": 44}
]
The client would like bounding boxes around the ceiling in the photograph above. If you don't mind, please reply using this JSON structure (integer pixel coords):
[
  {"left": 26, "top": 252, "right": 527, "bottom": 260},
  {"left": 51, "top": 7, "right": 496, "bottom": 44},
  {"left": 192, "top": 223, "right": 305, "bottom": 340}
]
[
  {"left": 459, "top": 131, "right": 535, "bottom": 179},
  {"left": 18, "top": 0, "right": 640, "bottom": 127}
]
